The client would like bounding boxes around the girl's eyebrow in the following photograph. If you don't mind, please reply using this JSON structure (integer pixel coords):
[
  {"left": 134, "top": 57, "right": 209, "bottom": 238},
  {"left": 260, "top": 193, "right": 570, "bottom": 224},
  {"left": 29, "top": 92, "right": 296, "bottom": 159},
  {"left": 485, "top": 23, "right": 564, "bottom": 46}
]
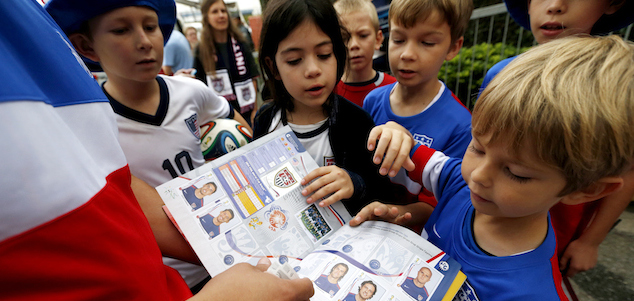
[{"left": 279, "top": 40, "right": 333, "bottom": 55}]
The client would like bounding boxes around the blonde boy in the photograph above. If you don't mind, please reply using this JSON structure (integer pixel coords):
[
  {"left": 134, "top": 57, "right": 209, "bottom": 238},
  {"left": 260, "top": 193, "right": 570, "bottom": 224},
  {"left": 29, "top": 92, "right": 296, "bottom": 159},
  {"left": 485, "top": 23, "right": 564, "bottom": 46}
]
[
  {"left": 358, "top": 35, "right": 634, "bottom": 300},
  {"left": 45, "top": 0, "right": 251, "bottom": 291},
  {"left": 480, "top": 0, "right": 634, "bottom": 282},
  {"left": 362, "top": 0, "right": 473, "bottom": 206},
  {"left": 334, "top": 0, "right": 396, "bottom": 107}
]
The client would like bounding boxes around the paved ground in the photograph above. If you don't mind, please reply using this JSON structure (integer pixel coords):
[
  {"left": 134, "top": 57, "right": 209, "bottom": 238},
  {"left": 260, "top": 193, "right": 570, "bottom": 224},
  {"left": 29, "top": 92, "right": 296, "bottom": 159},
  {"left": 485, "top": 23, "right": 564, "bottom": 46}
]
[{"left": 569, "top": 202, "right": 634, "bottom": 301}]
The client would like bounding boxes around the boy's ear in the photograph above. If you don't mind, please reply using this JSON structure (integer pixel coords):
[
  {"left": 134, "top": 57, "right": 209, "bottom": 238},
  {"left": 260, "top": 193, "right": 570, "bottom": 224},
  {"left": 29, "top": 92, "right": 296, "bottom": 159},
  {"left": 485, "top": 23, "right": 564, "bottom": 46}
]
[
  {"left": 68, "top": 33, "right": 99, "bottom": 62},
  {"left": 445, "top": 37, "right": 463, "bottom": 61},
  {"left": 375, "top": 30, "right": 384, "bottom": 50},
  {"left": 264, "top": 57, "right": 281, "bottom": 80},
  {"left": 560, "top": 176, "right": 624, "bottom": 205},
  {"left": 605, "top": 0, "right": 625, "bottom": 15}
]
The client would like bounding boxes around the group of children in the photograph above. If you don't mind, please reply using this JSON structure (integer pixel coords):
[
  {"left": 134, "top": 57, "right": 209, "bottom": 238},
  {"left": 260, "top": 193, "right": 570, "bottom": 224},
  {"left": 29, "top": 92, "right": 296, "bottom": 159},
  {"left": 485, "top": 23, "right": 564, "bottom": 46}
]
[{"left": 13, "top": 0, "right": 633, "bottom": 299}]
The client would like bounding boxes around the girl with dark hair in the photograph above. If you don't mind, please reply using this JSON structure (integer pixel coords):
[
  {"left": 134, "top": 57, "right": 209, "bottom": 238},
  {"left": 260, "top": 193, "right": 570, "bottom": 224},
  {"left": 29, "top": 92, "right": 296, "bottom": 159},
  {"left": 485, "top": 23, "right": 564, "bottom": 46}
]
[
  {"left": 253, "top": 0, "right": 396, "bottom": 215},
  {"left": 194, "top": 0, "right": 260, "bottom": 124}
]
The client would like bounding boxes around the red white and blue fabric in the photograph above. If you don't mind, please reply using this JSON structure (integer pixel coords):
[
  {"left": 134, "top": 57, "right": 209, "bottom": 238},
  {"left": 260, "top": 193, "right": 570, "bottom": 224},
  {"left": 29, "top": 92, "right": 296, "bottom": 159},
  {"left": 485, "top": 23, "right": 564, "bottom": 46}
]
[{"left": 0, "top": 1, "right": 191, "bottom": 300}]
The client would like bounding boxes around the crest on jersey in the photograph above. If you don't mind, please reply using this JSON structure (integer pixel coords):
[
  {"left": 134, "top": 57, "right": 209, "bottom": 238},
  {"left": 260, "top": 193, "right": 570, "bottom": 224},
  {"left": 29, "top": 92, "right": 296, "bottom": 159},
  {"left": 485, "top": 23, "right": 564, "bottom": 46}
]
[
  {"left": 184, "top": 113, "right": 200, "bottom": 139},
  {"left": 212, "top": 77, "right": 224, "bottom": 93},
  {"left": 454, "top": 281, "right": 480, "bottom": 301},
  {"left": 241, "top": 86, "right": 252, "bottom": 101},
  {"left": 413, "top": 133, "right": 434, "bottom": 148},
  {"left": 273, "top": 167, "right": 296, "bottom": 188}
]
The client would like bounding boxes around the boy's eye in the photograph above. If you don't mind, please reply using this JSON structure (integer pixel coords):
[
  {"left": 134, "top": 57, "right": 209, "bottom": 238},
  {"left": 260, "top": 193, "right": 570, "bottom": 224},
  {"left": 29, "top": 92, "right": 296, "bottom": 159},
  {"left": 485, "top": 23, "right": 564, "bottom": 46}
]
[
  {"left": 391, "top": 38, "right": 404, "bottom": 44},
  {"left": 111, "top": 27, "right": 128, "bottom": 34},
  {"left": 317, "top": 53, "right": 332, "bottom": 60},
  {"left": 145, "top": 25, "right": 158, "bottom": 31},
  {"left": 504, "top": 167, "right": 531, "bottom": 183},
  {"left": 468, "top": 144, "right": 484, "bottom": 155},
  {"left": 421, "top": 41, "right": 436, "bottom": 46}
]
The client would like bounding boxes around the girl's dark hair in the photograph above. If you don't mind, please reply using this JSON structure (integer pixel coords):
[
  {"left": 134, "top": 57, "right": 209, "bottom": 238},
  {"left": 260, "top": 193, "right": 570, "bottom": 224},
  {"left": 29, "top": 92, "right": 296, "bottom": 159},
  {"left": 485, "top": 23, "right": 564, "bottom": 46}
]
[{"left": 259, "top": 0, "right": 347, "bottom": 112}]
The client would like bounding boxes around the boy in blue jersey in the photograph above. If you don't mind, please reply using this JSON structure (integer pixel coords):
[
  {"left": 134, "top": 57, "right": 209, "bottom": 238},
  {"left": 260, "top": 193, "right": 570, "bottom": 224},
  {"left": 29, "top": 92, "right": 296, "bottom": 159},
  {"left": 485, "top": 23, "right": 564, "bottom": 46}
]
[
  {"left": 479, "top": 0, "right": 634, "bottom": 284},
  {"left": 356, "top": 35, "right": 634, "bottom": 300},
  {"left": 363, "top": 0, "right": 473, "bottom": 208}
]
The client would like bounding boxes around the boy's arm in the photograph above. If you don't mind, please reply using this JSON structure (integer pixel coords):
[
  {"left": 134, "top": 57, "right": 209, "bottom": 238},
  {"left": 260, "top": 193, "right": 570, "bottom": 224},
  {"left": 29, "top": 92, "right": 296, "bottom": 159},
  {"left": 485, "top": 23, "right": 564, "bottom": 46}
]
[
  {"left": 367, "top": 121, "right": 416, "bottom": 177},
  {"left": 130, "top": 175, "right": 200, "bottom": 264},
  {"left": 561, "top": 167, "right": 634, "bottom": 277},
  {"left": 231, "top": 108, "right": 253, "bottom": 135},
  {"left": 350, "top": 201, "right": 433, "bottom": 228}
]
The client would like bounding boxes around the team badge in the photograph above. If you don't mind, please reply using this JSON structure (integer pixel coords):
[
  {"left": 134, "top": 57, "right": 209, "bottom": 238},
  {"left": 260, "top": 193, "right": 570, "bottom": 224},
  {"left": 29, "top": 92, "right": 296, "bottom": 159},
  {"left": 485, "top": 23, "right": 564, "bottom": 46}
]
[
  {"left": 413, "top": 133, "right": 434, "bottom": 148},
  {"left": 241, "top": 86, "right": 252, "bottom": 101},
  {"left": 264, "top": 205, "right": 288, "bottom": 231},
  {"left": 324, "top": 156, "right": 335, "bottom": 166},
  {"left": 212, "top": 77, "right": 224, "bottom": 93},
  {"left": 273, "top": 167, "right": 296, "bottom": 188},
  {"left": 184, "top": 113, "right": 200, "bottom": 139}
]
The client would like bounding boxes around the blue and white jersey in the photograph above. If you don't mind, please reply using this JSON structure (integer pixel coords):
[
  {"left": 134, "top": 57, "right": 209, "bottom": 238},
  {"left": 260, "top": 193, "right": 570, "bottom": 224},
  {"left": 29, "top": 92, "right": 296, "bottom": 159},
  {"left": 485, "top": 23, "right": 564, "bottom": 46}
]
[{"left": 363, "top": 81, "right": 472, "bottom": 201}]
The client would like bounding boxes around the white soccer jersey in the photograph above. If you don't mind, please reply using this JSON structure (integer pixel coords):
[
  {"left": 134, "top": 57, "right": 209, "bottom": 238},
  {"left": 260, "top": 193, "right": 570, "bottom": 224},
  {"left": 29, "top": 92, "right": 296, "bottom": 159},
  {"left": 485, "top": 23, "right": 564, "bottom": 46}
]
[
  {"left": 109, "top": 75, "right": 231, "bottom": 188},
  {"left": 105, "top": 75, "right": 231, "bottom": 286},
  {"left": 268, "top": 111, "right": 334, "bottom": 167}
]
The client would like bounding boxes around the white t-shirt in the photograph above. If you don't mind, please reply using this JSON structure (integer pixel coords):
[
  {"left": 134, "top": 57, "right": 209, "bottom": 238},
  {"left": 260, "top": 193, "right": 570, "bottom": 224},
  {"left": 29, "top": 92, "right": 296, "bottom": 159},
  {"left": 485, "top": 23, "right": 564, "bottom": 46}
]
[
  {"left": 268, "top": 111, "right": 334, "bottom": 167},
  {"left": 107, "top": 75, "right": 231, "bottom": 287}
]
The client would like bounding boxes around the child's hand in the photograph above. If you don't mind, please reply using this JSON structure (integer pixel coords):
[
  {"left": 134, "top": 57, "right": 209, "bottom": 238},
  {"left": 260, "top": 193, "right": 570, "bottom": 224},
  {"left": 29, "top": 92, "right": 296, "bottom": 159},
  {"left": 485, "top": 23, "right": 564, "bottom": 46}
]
[
  {"left": 301, "top": 166, "right": 354, "bottom": 208},
  {"left": 559, "top": 238, "right": 599, "bottom": 277},
  {"left": 367, "top": 121, "right": 416, "bottom": 177},
  {"left": 349, "top": 201, "right": 412, "bottom": 227}
]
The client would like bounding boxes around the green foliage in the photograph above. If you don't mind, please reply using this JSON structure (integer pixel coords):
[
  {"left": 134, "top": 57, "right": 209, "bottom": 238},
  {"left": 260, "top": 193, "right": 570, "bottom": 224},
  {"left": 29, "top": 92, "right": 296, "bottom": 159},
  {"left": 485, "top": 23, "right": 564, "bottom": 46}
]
[{"left": 440, "top": 42, "right": 532, "bottom": 109}]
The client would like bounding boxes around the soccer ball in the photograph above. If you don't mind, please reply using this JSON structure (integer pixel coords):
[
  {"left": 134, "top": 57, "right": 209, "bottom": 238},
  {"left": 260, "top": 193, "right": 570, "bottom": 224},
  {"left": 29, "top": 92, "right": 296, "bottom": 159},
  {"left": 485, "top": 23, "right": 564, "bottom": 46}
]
[{"left": 200, "top": 119, "right": 252, "bottom": 161}]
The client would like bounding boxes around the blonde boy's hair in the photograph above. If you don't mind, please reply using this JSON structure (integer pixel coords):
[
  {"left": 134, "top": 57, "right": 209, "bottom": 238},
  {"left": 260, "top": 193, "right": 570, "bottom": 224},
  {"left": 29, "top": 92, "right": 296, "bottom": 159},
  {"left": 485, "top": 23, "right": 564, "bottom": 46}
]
[
  {"left": 474, "top": 35, "right": 634, "bottom": 195},
  {"left": 334, "top": 0, "right": 380, "bottom": 31},
  {"left": 388, "top": 0, "right": 473, "bottom": 43}
]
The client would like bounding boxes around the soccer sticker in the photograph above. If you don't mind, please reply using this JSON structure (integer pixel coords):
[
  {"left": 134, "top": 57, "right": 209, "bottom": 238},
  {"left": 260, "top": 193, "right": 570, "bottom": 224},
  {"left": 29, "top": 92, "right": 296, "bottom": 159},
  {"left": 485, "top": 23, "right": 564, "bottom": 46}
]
[
  {"left": 264, "top": 204, "right": 289, "bottom": 232},
  {"left": 265, "top": 162, "right": 301, "bottom": 199},
  {"left": 274, "top": 167, "right": 296, "bottom": 188}
]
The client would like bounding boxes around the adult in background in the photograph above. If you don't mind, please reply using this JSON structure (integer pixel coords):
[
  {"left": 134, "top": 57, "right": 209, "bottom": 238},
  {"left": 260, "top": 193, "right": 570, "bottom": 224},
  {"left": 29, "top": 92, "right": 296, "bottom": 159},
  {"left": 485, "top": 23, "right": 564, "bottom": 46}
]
[
  {"left": 194, "top": 0, "right": 260, "bottom": 125},
  {"left": 185, "top": 26, "right": 199, "bottom": 50},
  {"left": 163, "top": 28, "right": 194, "bottom": 75}
]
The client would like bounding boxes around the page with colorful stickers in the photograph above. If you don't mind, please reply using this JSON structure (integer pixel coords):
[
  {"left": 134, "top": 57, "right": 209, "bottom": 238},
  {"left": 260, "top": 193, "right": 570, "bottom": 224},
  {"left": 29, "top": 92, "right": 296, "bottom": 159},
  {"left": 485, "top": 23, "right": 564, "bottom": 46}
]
[
  {"left": 157, "top": 126, "right": 352, "bottom": 277},
  {"left": 299, "top": 221, "right": 465, "bottom": 301}
]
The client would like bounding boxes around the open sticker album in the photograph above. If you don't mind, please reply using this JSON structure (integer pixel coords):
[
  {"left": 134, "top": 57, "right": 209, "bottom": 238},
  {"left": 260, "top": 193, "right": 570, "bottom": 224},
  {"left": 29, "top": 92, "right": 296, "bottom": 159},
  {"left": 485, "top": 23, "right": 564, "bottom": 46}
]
[{"left": 156, "top": 126, "right": 466, "bottom": 301}]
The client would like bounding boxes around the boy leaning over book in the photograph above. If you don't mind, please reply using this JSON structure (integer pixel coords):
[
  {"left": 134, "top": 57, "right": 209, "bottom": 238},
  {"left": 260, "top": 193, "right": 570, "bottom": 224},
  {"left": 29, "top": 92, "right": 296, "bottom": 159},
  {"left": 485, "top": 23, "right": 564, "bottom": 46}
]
[
  {"left": 354, "top": 35, "right": 634, "bottom": 300},
  {"left": 333, "top": 0, "right": 396, "bottom": 107},
  {"left": 363, "top": 0, "right": 473, "bottom": 208},
  {"left": 480, "top": 0, "right": 634, "bottom": 282}
]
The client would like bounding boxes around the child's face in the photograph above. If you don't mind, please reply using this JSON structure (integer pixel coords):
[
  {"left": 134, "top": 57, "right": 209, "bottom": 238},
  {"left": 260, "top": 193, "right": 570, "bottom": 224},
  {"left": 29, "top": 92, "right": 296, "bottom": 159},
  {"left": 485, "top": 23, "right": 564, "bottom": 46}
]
[
  {"left": 340, "top": 12, "right": 383, "bottom": 75},
  {"left": 528, "top": 0, "right": 619, "bottom": 44},
  {"left": 461, "top": 132, "right": 570, "bottom": 219},
  {"left": 207, "top": 1, "right": 229, "bottom": 32},
  {"left": 87, "top": 6, "right": 163, "bottom": 83},
  {"left": 272, "top": 20, "right": 337, "bottom": 112},
  {"left": 388, "top": 10, "right": 461, "bottom": 89}
]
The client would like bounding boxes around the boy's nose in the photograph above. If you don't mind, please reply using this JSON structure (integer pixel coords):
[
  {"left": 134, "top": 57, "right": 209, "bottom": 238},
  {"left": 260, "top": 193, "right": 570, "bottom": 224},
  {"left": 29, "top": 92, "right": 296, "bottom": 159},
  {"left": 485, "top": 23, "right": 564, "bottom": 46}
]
[
  {"left": 547, "top": 0, "right": 567, "bottom": 14},
  {"left": 400, "top": 42, "right": 417, "bottom": 61},
  {"left": 470, "top": 163, "right": 493, "bottom": 188},
  {"left": 137, "top": 31, "right": 153, "bottom": 50}
]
